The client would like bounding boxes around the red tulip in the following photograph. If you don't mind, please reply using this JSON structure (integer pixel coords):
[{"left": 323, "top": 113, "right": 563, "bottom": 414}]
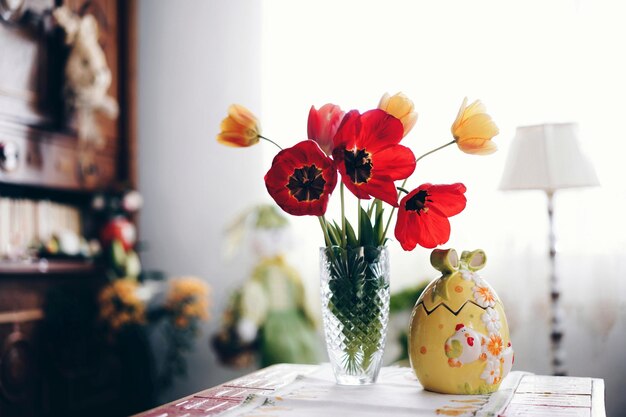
[
  {"left": 264, "top": 140, "right": 338, "bottom": 216},
  {"left": 332, "top": 109, "right": 416, "bottom": 207},
  {"left": 394, "top": 183, "right": 467, "bottom": 250}
]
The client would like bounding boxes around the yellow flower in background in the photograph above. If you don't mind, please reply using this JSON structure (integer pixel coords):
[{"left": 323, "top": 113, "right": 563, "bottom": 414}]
[
  {"left": 98, "top": 279, "right": 146, "bottom": 330},
  {"left": 451, "top": 97, "right": 499, "bottom": 155},
  {"left": 166, "top": 276, "right": 211, "bottom": 327},
  {"left": 217, "top": 104, "right": 261, "bottom": 147},
  {"left": 378, "top": 92, "right": 418, "bottom": 137}
]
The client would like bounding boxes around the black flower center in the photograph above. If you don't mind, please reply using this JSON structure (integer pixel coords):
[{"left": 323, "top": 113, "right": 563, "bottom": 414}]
[
  {"left": 344, "top": 148, "right": 372, "bottom": 184},
  {"left": 405, "top": 190, "right": 431, "bottom": 215},
  {"left": 287, "top": 164, "right": 326, "bottom": 202}
]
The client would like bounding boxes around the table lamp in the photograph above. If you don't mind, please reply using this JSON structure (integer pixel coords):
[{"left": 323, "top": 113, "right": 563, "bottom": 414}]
[{"left": 499, "top": 123, "right": 599, "bottom": 376}]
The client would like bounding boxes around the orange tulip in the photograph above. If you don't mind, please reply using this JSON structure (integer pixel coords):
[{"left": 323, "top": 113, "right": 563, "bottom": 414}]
[
  {"left": 217, "top": 104, "right": 261, "bottom": 147},
  {"left": 451, "top": 98, "right": 499, "bottom": 155},
  {"left": 378, "top": 92, "right": 418, "bottom": 137}
]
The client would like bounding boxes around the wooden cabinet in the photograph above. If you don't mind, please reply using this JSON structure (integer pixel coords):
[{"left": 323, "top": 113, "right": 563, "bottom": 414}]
[
  {"left": 0, "top": 271, "right": 125, "bottom": 417},
  {"left": 0, "top": 0, "right": 135, "bottom": 191},
  {"left": 0, "top": 1, "right": 140, "bottom": 416}
]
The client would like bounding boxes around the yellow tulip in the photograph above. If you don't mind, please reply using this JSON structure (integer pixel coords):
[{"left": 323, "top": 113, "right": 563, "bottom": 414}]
[
  {"left": 217, "top": 104, "right": 261, "bottom": 147},
  {"left": 451, "top": 97, "right": 499, "bottom": 155},
  {"left": 378, "top": 92, "right": 418, "bottom": 137}
]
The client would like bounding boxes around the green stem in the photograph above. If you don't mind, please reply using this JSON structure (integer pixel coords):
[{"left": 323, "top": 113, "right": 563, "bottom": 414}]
[
  {"left": 357, "top": 199, "right": 362, "bottom": 243},
  {"left": 381, "top": 139, "right": 456, "bottom": 241},
  {"left": 318, "top": 216, "right": 332, "bottom": 247},
  {"left": 415, "top": 139, "right": 456, "bottom": 165},
  {"left": 381, "top": 202, "right": 398, "bottom": 245},
  {"left": 259, "top": 135, "right": 283, "bottom": 150},
  {"left": 340, "top": 183, "right": 346, "bottom": 247}
]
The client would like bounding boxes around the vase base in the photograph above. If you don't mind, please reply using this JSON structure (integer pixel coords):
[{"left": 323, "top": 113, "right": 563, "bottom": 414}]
[
  {"left": 330, "top": 362, "right": 382, "bottom": 385},
  {"left": 333, "top": 374, "right": 376, "bottom": 386}
]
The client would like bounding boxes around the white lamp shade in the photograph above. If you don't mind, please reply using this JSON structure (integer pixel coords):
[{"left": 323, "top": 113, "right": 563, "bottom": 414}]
[{"left": 499, "top": 123, "right": 599, "bottom": 192}]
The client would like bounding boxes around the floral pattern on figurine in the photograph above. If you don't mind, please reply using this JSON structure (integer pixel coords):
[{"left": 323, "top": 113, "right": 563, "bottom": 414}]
[
  {"left": 472, "top": 285, "right": 497, "bottom": 308},
  {"left": 481, "top": 358, "right": 502, "bottom": 385},
  {"left": 482, "top": 307, "right": 501, "bottom": 334}
]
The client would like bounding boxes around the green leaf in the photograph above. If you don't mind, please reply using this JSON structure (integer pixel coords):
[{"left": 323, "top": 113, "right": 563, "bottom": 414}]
[
  {"left": 344, "top": 219, "right": 358, "bottom": 248},
  {"left": 332, "top": 220, "right": 344, "bottom": 246},
  {"left": 366, "top": 200, "right": 375, "bottom": 218},
  {"left": 375, "top": 198, "right": 383, "bottom": 218},
  {"left": 359, "top": 206, "right": 375, "bottom": 247},
  {"left": 373, "top": 205, "right": 384, "bottom": 246},
  {"left": 327, "top": 222, "right": 341, "bottom": 246}
]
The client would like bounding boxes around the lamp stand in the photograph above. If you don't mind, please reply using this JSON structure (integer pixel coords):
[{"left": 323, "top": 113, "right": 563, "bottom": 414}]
[{"left": 547, "top": 191, "right": 566, "bottom": 376}]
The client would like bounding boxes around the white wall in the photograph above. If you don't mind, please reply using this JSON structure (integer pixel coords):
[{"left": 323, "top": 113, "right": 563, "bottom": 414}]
[{"left": 138, "top": 0, "right": 264, "bottom": 403}]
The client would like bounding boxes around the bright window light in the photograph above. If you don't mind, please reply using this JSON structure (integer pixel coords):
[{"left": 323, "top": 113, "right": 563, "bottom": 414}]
[{"left": 260, "top": 0, "right": 626, "bottom": 288}]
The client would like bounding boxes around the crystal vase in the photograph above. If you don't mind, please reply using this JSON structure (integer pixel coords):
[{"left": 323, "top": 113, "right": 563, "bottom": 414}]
[{"left": 319, "top": 245, "right": 390, "bottom": 385}]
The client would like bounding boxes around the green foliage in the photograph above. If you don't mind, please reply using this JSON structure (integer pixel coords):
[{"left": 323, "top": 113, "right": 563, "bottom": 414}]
[
  {"left": 389, "top": 281, "right": 428, "bottom": 313},
  {"left": 321, "top": 199, "right": 388, "bottom": 249},
  {"left": 359, "top": 206, "right": 375, "bottom": 247},
  {"left": 345, "top": 219, "right": 358, "bottom": 247}
]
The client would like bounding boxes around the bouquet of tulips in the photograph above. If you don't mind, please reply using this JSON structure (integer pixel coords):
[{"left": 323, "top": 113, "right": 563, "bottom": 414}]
[
  {"left": 217, "top": 93, "right": 498, "bottom": 251},
  {"left": 217, "top": 93, "right": 498, "bottom": 379}
]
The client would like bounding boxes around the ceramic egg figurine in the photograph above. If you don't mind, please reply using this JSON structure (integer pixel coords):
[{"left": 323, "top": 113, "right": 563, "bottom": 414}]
[{"left": 409, "top": 249, "right": 514, "bottom": 394}]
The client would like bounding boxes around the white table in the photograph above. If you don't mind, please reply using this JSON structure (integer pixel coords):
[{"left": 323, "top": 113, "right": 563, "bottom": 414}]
[{"left": 135, "top": 364, "right": 605, "bottom": 417}]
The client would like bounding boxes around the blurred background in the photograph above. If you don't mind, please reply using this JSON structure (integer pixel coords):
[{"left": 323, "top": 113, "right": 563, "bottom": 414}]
[{"left": 0, "top": 0, "right": 624, "bottom": 416}]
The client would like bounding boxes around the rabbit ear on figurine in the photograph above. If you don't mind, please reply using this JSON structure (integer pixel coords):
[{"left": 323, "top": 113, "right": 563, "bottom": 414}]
[
  {"left": 409, "top": 248, "right": 514, "bottom": 395},
  {"left": 430, "top": 249, "right": 459, "bottom": 274},
  {"left": 460, "top": 249, "right": 487, "bottom": 271}
]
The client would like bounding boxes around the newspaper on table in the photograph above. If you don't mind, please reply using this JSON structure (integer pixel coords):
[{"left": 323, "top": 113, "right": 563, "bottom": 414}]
[{"left": 136, "top": 363, "right": 605, "bottom": 417}]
